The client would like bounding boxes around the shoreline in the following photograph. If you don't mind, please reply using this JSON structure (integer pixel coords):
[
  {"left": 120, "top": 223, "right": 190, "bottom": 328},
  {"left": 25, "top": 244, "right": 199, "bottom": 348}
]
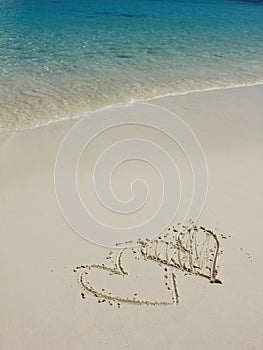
[{"left": 1, "top": 81, "right": 263, "bottom": 132}]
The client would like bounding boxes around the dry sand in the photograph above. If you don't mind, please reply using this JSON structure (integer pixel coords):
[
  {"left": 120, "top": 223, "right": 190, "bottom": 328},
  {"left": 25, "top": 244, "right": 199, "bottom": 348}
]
[{"left": 1, "top": 84, "right": 263, "bottom": 349}]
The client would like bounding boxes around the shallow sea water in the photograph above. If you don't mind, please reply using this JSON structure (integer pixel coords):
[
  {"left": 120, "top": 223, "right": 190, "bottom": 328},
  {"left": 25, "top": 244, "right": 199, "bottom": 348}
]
[{"left": 0, "top": 0, "right": 262, "bottom": 129}]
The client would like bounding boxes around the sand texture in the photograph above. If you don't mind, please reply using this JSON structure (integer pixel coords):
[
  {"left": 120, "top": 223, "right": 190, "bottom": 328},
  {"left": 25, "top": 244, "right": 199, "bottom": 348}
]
[{"left": 1, "top": 85, "right": 263, "bottom": 349}]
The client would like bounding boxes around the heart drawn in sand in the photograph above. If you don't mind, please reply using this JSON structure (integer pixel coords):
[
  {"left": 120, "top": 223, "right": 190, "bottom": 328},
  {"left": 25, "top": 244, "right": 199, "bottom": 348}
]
[
  {"left": 74, "top": 225, "right": 223, "bottom": 307},
  {"left": 77, "top": 262, "right": 177, "bottom": 306}
]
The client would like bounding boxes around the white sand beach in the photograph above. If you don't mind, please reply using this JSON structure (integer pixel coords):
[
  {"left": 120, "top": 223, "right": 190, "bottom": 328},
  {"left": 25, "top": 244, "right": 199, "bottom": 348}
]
[{"left": 1, "top": 84, "right": 263, "bottom": 349}]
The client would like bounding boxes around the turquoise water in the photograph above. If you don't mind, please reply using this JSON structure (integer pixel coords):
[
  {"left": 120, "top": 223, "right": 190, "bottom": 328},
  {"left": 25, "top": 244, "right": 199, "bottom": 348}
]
[{"left": 0, "top": 0, "right": 263, "bottom": 129}]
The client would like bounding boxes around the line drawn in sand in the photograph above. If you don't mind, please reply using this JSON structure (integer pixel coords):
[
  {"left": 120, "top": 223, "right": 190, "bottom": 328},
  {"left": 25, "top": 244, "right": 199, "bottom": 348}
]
[{"left": 74, "top": 224, "right": 225, "bottom": 307}]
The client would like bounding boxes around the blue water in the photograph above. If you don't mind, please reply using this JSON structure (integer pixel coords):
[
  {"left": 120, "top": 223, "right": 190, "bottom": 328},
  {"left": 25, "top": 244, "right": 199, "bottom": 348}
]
[{"left": 0, "top": 0, "right": 262, "bottom": 128}]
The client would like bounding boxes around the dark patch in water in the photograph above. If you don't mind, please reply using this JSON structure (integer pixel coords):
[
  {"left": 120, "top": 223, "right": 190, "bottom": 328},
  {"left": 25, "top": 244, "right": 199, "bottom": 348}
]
[
  {"left": 116, "top": 54, "right": 133, "bottom": 59},
  {"left": 227, "top": 0, "right": 263, "bottom": 5},
  {"left": 146, "top": 48, "right": 162, "bottom": 55},
  {"left": 96, "top": 12, "right": 148, "bottom": 19}
]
